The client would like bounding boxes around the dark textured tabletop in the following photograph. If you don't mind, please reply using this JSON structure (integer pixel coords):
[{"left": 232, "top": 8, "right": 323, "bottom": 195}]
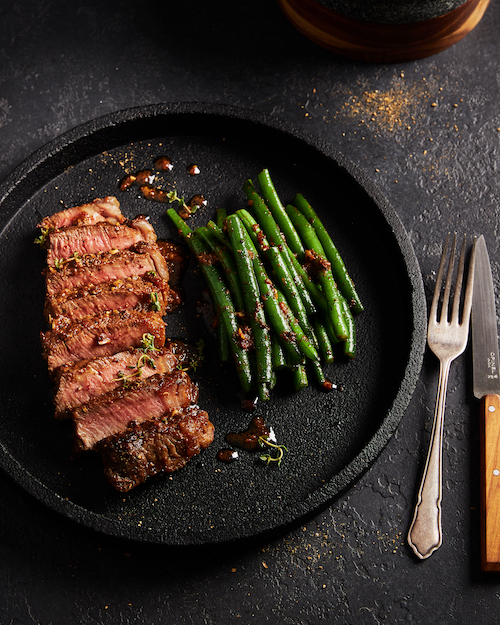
[{"left": 2, "top": 1, "right": 500, "bottom": 623}]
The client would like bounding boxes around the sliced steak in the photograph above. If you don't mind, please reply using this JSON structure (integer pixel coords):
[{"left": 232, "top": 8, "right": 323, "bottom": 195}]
[
  {"left": 45, "top": 275, "right": 171, "bottom": 324},
  {"left": 44, "top": 242, "right": 170, "bottom": 298},
  {"left": 73, "top": 370, "right": 199, "bottom": 451},
  {"left": 53, "top": 345, "right": 179, "bottom": 418},
  {"left": 41, "top": 309, "right": 165, "bottom": 372},
  {"left": 38, "top": 197, "right": 125, "bottom": 230},
  {"left": 97, "top": 405, "right": 214, "bottom": 492},
  {"left": 45, "top": 216, "right": 157, "bottom": 266}
]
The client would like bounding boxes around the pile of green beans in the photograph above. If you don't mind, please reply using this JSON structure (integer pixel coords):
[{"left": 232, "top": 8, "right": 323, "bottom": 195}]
[{"left": 167, "top": 169, "right": 363, "bottom": 401}]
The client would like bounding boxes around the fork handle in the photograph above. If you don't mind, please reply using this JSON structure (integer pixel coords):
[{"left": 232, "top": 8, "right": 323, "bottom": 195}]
[
  {"left": 480, "top": 394, "right": 500, "bottom": 571},
  {"left": 407, "top": 357, "right": 451, "bottom": 559}
]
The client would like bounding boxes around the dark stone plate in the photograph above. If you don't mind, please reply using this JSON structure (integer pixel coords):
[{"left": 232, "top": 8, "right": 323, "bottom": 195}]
[{"left": 0, "top": 102, "right": 426, "bottom": 545}]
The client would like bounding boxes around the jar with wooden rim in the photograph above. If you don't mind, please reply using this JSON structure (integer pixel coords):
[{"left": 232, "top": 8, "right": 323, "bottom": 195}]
[{"left": 276, "top": 0, "right": 492, "bottom": 62}]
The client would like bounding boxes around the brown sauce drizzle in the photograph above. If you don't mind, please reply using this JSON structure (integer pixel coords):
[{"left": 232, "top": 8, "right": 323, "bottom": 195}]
[
  {"left": 154, "top": 156, "right": 173, "bottom": 171},
  {"left": 225, "top": 415, "right": 270, "bottom": 453},
  {"left": 189, "top": 194, "right": 207, "bottom": 211},
  {"left": 119, "top": 170, "right": 155, "bottom": 191},
  {"left": 187, "top": 163, "right": 200, "bottom": 176},
  {"left": 217, "top": 449, "right": 239, "bottom": 463},
  {"left": 119, "top": 158, "right": 206, "bottom": 218},
  {"left": 139, "top": 185, "right": 170, "bottom": 202}
]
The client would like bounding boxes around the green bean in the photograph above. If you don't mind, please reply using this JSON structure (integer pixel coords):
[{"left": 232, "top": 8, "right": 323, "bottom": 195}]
[
  {"left": 290, "top": 362, "right": 308, "bottom": 390},
  {"left": 313, "top": 318, "right": 335, "bottom": 364},
  {"left": 167, "top": 208, "right": 253, "bottom": 393},
  {"left": 216, "top": 206, "right": 226, "bottom": 229},
  {"left": 266, "top": 246, "right": 315, "bottom": 338},
  {"left": 310, "top": 359, "right": 327, "bottom": 387},
  {"left": 271, "top": 334, "right": 287, "bottom": 370},
  {"left": 243, "top": 179, "right": 285, "bottom": 248},
  {"left": 340, "top": 296, "right": 356, "bottom": 359},
  {"left": 206, "top": 220, "right": 230, "bottom": 247},
  {"left": 283, "top": 246, "right": 327, "bottom": 312},
  {"left": 285, "top": 204, "right": 349, "bottom": 341},
  {"left": 216, "top": 314, "right": 230, "bottom": 362},
  {"left": 243, "top": 176, "right": 317, "bottom": 314},
  {"left": 320, "top": 311, "right": 341, "bottom": 347},
  {"left": 276, "top": 290, "right": 320, "bottom": 363},
  {"left": 232, "top": 212, "right": 304, "bottom": 366},
  {"left": 226, "top": 214, "right": 273, "bottom": 395},
  {"left": 257, "top": 169, "right": 305, "bottom": 259},
  {"left": 293, "top": 193, "right": 363, "bottom": 314},
  {"left": 195, "top": 225, "right": 245, "bottom": 313},
  {"left": 236, "top": 209, "right": 312, "bottom": 335},
  {"left": 280, "top": 244, "right": 316, "bottom": 316}
]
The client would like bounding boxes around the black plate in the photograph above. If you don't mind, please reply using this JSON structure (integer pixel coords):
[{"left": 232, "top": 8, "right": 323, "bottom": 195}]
[{"left": 0, "top": 103, "right": 426, "bottom": 545}]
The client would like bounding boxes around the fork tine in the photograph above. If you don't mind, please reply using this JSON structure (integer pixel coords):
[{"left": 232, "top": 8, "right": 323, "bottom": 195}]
[
  {"left": 429, "top": 233, "right": 455, "bottom": 322},
  {"left": 460, "top": 235, "right": 477, "bottom": 325},
  {"left": 440, "top": 233, "right": 457, "bottom": 323},
  {"left": 450, "top": 235, "right": 466, "bottom": 324},
  {"left": 429, "top": 233, "right": 450, "bottom": 322}
]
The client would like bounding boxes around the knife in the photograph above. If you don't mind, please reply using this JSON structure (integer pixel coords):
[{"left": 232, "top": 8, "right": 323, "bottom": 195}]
[{"left": 471, "top": 234, "right": 500, "bottom": 571}]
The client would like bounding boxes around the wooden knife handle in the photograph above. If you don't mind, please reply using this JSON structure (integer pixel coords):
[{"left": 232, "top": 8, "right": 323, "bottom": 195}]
[{"left": 480, "top": 394, "right": 500, "bottom": 571}]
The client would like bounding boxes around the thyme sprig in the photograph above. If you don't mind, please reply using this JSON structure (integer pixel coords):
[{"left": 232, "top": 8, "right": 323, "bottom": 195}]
[
  {"left": 150, "top": 291, "right": 162, "bottom": 312},
  {"left": 34, "top": 227, "right": 49, "bottom": 246},
  {"left": 53, "top": 252, "right": 82, "bottom": 269},
  {"left": 166, "top": 189, "right": 199, "bottom": 219},
  {"left": 258, "top": 436, "right": 288, "bottom": 466},
  {"left": 113, "top": 333, "right": 159, "bottom": 385}
]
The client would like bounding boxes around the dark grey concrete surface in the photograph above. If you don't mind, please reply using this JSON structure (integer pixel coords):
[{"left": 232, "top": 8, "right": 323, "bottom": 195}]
[{"left": 1, "top": 0, "right": 500, "bottom": 623}]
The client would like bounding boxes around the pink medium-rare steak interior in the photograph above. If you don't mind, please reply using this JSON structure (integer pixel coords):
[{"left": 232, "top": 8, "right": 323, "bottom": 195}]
[
  {"left": 44, "top": 242, "right": 170, "bottom": 298},
  {"left": 45, "top": 216, "right": 157, "bottom": 266},
  {"left": 41, "top": 309, "right": 166, "bottom": 371},
  {"left": 45, "top": 275, "right": 171, "bottom": 323},
  {"left": 38, "top": 196, "right": 125, "bottom": 230},
  {"left": 53, "top": 345, "right": 180, "bottom": 418},
  {"left": 73, "top": 370, "right": 199, "bottom": 451}
]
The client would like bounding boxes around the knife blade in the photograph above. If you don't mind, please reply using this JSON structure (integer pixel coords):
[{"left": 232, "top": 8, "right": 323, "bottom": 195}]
[{"left": 471, "top": 234, "right": 500, "bottom": 571}]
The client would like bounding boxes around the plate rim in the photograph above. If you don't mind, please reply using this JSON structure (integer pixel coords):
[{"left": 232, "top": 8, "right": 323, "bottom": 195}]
[{"left": 0, "top": 102, "right": 427, "bottom": 544}]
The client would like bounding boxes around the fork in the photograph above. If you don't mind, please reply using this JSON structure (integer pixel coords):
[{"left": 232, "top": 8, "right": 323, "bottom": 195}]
[{"left": 407, "top": 233, "right": 476, "bottom": 560}]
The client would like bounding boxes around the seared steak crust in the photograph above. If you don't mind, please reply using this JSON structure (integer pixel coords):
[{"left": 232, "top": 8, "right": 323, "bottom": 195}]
[
  {"left": 45, "top": 275, "right": 170, "bottom": 323},
  {"left": 41, "top": 309, "right": 166, "bottom": 372},
  {"left": 45, "top": 216, "right": 156, "bottom": 266},
  {"left": 44, "top": 242, "right": 170, "bottom": 298},
  {"left": 73, "top": 370, "right": 199, "bottom": 451},
  {"left": 53, "top": 345, "right": 180, "bottom": 418},
  {"left": 38, "top": 197, "right": 125, "bottom": 230},
  {"left": 97, "top": 406, "right": 214, "bottom": 492}
]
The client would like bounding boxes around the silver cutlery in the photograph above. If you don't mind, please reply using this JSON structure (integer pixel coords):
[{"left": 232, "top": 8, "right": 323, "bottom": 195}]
[{"left": 408, "top": 233, "right": 476, "bottom": 559}]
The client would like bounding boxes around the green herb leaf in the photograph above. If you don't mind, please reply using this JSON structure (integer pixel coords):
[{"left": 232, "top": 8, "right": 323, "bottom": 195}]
[{"left": 258, "top": 436, "right": 287, "bottom": 466}]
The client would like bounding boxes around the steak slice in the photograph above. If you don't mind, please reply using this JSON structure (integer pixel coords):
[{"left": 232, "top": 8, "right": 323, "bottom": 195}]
[
  {"left": 73, "top": 370, "right": 199, "bottom": 451},
  {"left": 44, "top": 242, "right": 170, "bottom": 298},
  {"left": 53, "top": 345, "right": 179, "bottom": 418},
  {"left": 38, "top": 197, "right": 125, "bottom": 230},
  {"left": 41, "top": 309, "right": 165, "bottom": 372},
  {"left": 45, "top": 216, "right": 157, "bottom": 266},
  {"left": 97, "top": 405, "right": 214, "bottom": 492},
  {"left": 45, "top": 275, "right": 171, "bottom": 324}
]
